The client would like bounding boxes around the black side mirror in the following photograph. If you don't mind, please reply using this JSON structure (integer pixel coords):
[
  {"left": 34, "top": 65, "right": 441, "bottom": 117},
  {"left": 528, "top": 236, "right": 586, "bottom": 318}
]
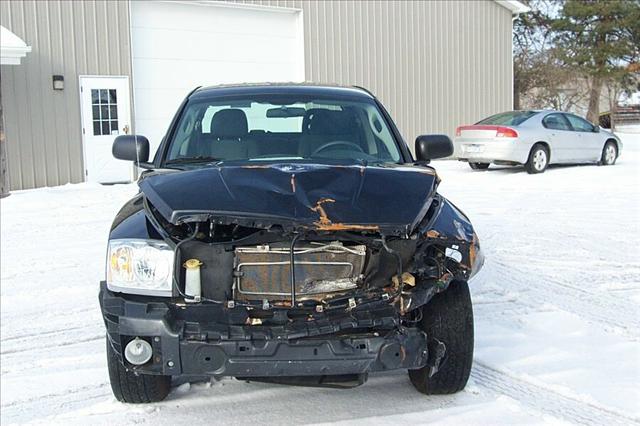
[
  {"left": 415, "top": 134, "right": 454, "bottom": 161},
  {"left": 112, "top": 135, "right": 150, "bottom": 164}
]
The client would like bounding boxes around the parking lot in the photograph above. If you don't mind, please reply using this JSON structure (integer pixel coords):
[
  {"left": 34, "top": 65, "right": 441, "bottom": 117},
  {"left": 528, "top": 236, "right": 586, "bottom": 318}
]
[{"left": 1, "top": 132, "right": 638, "bottom": 425}]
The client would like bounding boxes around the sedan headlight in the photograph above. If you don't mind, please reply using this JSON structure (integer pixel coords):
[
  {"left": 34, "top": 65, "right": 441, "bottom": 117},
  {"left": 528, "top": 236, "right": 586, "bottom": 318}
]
[{"left": 107, "top": 239, "right": 174, "bottom": 296}]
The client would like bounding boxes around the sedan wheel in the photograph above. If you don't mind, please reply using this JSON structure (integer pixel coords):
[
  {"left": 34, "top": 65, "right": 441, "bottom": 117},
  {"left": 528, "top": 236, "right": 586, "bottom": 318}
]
[
  {"left": 601, "top": 142, "right": 617, "bottom": 166},
  {"left": 525, "top": 145, "right": 549, "bottom": 174}
]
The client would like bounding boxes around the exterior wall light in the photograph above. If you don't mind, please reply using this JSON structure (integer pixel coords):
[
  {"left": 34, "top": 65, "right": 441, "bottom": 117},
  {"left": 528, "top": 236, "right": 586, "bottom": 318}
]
[{"left": 52, "top": 75, "right": 64, "bottom": 90}]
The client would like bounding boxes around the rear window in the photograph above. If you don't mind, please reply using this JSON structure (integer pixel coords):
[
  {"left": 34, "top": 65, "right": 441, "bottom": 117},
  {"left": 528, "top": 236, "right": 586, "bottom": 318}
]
[{"left": 477, "top": 111, "right": 537, "bottom": 126}]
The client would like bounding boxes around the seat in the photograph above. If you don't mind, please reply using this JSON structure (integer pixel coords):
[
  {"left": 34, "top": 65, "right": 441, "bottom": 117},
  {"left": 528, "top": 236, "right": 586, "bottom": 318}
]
[
  {"left": 198, "top": 109, "right": 249, "bottom": 160},
  {"left": 246, "top": 131, "right": 300, "bottom": 158},
  {"left": 298, "top": 109, "right": 363, "bottom": 157}
]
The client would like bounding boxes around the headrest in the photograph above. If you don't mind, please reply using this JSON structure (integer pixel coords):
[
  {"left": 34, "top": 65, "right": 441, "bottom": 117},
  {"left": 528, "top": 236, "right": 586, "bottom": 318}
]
[
  {"left": 303, "top": 109, "right": 356, "bottom": 136},
  {"left": 210, "top": 109, "right": 248, "bottom": 138}
]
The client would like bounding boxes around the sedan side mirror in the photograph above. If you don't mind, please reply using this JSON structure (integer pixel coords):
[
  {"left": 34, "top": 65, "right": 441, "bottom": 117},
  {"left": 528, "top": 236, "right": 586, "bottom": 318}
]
[
  {"left": 415, "top": 134, "right": 454, "bottom": 162},
  {"left": 113, "top": 135, "right": 150, "bottom": 164}
]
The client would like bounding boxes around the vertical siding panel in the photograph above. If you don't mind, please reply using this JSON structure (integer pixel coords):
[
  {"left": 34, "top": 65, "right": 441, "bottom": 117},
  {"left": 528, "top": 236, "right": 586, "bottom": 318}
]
[
  {"left": 61, "top": 0, "right": 77, "bottom": 183},
  {"left": 354, "top": 1, "right": 363, "bottom": 85},
  {"left": 400, "top": 0, "right": 405, "bottom": 135},
  {"left": 352, "top": 1, "right": 359, "bottom": 84},
  {"left": 303, "top": 0, "right": 311, "bottom": 81},
  {"left": 434, "top": 1, "right": 441, "bottom": 133},
  {"left": 423, "top": 1, "right": 430, "bottom": 133},
  {"left": 340, "top": 0, "right": 347, "bottom": 84},
  {"left": 34, "top": 2, "right": 58, "bottom": 185},
  {"left": 419, "top": 0, "right": 426, "bottom": 133},
  {"left": 384, "top": 0, "right": 392, "bottom": 108},
  {"left": 363, "top": 1, "right": 371, "bottom": 87},
  {"left": 24, "top": 1, "right": 43, "bottom": 188},
  {"left": 11, "top": 2, "right": 29, "bottom": 188},
  {"left": 409, "top": 0, "right": 415, "bottom": 139},
  {"left": 393, "top": 0, "right": 400, "bottom": 126},
  {"left": 331, "top": 1, "right": 340, "bottom": 83},
  {"left": 101, "top": 1, "right": 110, "bottom": 72},
  {"left": 1, "top": 1, "right": 21, "bottom": 188},
  {"left": 403, "top": 0, "right": 410, "bottom": 138},
  {"left": 321, "top": 1, "right": 328, "bottom": 81},
  {"left": 88, "top": 1, "right": 99, "bottom": 73},
  {"left": 468, "top": 2, "right": 474, "bottom": 121},
  {"left": 311, "top": 0, "right": 320, "bottom": 81},
  {"left": 49, "top": 0, "right": 67, "bottom": 183},
  {"left": 111, "top": 0, "right": 121, "bottom": 73},
  {"left": 69, "top": 1, "right": 86, "bottom": 184},
  {"left": 370, "top": 1, "right": 377, "bottom": 95}
]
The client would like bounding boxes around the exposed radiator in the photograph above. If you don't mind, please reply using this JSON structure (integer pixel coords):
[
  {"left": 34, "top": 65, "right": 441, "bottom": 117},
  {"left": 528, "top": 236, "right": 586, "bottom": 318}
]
[{"left": 234, "top": 243, "right": 366, "bottom": 301}]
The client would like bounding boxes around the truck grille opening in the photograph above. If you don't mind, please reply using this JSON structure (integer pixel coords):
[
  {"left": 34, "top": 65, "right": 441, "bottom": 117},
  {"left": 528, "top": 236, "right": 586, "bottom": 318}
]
[{"left": 234, "top": 242, "right": 366, "bottom": 301}]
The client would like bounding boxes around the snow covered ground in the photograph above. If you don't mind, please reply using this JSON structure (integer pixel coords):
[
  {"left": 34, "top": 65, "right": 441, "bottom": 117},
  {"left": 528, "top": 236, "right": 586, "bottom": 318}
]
[{"left": 1, "top": 133, "right": 639, "bottom": 425}]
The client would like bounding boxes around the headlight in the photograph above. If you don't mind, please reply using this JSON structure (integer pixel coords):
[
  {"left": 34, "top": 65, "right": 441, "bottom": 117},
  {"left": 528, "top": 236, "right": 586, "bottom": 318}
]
[{"left": 106, "top": 239, "right": 174, "bottom": 296}]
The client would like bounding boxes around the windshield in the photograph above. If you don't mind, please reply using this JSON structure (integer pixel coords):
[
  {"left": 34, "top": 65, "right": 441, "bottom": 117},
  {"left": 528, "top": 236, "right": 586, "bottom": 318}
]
[
  {"left": 477, "top": 111, "right": 537, "bottom": 126},
  {"left": 164, "top": 95, "right": 402, "bottom": 165}
]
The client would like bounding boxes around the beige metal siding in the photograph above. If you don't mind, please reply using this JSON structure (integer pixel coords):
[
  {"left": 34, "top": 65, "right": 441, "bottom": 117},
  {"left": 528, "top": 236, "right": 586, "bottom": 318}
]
[
  {"left": 233, "top": 0, "right": 513, "bottom": 149},
  {"left": 0, "top": 0, "right": 131, "bottom": 190}
]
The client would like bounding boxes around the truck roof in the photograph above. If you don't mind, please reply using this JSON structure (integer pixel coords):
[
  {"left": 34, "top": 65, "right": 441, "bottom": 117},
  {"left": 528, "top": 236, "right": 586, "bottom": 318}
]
[{"left": 189, "top": 82, "right": 375, "bottom": 101}]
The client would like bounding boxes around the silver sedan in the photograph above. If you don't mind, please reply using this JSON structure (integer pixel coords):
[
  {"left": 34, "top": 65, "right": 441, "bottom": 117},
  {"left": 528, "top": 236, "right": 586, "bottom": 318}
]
[{"left": 454, "top": 110, "right": 622, "bottom": 174}]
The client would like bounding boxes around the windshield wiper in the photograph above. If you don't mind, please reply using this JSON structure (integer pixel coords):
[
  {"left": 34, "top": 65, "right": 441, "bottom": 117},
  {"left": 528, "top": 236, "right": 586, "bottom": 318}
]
[{"left": 165, "top": 156, "right": 221, "bottom": 165}]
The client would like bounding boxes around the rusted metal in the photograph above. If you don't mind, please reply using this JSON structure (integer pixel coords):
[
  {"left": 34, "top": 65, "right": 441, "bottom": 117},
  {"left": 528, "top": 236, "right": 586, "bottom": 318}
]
[
  {"left": 426, "top": 229, "right": 441, "bottom": 239},
  {"left": 311, "top": 198, "right": 335, "bottom": 226},
  {"left": 310, "top": 198, "right": 380, "bottom": 231}
]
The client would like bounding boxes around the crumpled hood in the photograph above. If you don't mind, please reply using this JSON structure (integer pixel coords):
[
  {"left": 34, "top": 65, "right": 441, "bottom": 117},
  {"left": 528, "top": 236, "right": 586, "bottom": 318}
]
[{"left": 140, "top": 163, "right": 439, "bottom": 236}]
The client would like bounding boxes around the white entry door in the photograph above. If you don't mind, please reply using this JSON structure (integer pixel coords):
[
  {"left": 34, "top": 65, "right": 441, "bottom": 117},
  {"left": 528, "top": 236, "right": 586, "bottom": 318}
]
[{"left": 79, "top": 76, "right": 133, "bottom": 183}]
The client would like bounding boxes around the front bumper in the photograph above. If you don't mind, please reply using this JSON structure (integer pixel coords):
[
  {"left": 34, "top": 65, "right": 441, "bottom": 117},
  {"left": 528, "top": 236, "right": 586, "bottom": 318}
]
[
  {"left": 100, "top": 283, "right": 428, "bottom": 378},
  {"left": 455, "top": 138, "right": 530, "bottom": 164}
]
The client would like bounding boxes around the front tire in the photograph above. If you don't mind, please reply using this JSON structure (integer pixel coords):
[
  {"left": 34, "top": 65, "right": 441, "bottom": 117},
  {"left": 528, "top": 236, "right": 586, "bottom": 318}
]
[
  {"left": 468, "top": 162, "right": 490, "bottom": 170},
  {"left": 107, "top": 337, "right": 171, "bottom": 403},
  {"left": 600, "top": 141, "right": 617, "bottom": 165},
  {"left": 525, "top": 144, "right": 549, "bottom": 174},
  {"left": 409, "top": 281, "right": 474, "bottom": 394}
]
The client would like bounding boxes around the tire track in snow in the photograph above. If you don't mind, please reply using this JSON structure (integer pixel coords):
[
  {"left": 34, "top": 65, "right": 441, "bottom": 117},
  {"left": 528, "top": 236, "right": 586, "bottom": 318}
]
[
  {"left": 472, "top": 362, "right": 639, "bottom": 426},
  {"left": 488, "top": 260, "right": 640, "bottom": 337},
  {"left": 0, "top": 383, "right": 110, "bottom": 424},
  {"left": 0, "top": 335, "right": 103, "bottom": 355},
  {"left": 1, "top": 325, "right": 88, "bottom": 342}
]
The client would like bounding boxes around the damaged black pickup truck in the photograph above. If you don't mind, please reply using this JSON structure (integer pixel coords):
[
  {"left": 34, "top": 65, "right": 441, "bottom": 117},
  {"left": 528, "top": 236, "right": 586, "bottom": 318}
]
[{"left": 101, "top": 83, "right": 483, "bottom": 403}]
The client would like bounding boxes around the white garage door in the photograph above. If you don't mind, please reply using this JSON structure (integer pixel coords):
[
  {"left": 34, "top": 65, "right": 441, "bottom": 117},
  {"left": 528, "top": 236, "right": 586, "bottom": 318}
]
[{"left": 131, "top": 1, "right": 305, "bottom": 157}]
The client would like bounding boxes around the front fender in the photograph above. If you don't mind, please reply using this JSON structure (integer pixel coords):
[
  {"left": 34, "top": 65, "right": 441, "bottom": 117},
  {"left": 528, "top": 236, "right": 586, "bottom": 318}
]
[
  {"left": 109, "top": 194, "right": 163, "bottom": 241},
  {"left": 420, "top": 196, "right": 484, "bottom": 279}
]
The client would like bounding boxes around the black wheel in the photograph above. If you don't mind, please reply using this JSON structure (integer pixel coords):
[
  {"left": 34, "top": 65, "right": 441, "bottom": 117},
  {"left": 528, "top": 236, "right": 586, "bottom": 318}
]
[
  {"left": 600, "top": 141, "right": 617, "bottom": 165},
  {"left": 525, "top": 144, "right": 549, "bottom": 174},
  {"left": 468, "top": 162, "right": 490, "bottom": 170},
  {"left": 107, "top": 337, "right": 171, "bottom": 403},
  {"left": 409, "top": 281, "right": 474, "bottom": 394}
]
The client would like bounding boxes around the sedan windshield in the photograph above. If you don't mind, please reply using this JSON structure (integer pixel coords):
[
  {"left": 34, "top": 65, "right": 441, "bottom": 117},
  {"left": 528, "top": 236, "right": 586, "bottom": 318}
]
[
  {"left": 165, "top": 95, "right": 402, "bottom": 165},
  {"left": 477, "top": 110, "right": 537, "bottom": 126}
]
